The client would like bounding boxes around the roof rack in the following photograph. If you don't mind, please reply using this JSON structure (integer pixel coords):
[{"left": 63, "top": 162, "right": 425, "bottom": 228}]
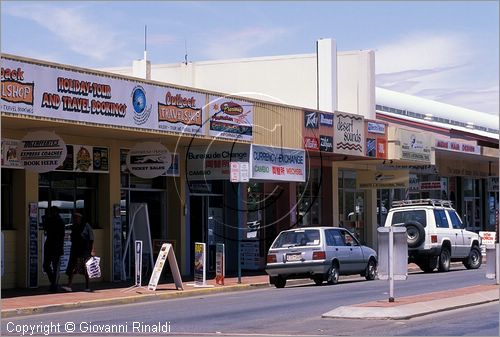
[{"left": 391, "top": 199, "right": 454, "bottom": 208}]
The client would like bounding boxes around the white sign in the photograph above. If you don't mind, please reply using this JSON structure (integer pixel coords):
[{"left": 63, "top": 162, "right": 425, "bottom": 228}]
[
  {"left": 367, "top": 122, "right": 386, "bottom": 134},
  {"left": 230, "top": 162, "right": 249, "bottom": 182},
  {"left": 1, "top": 57, "right": 206, "bottom": 136},
  {"left": 126, "top": 142, "right": 172, "bottom": 179},
  {"left": 148, "top": 243, "right": 183, "bottom": 291},
  {"left": 135, "top": 240, "right": 143, "bottom": 287},
  {"left": 479, "top": 231, "right": 497, "bottom": 249},
  {"left": 208, "top": 96, "right": 253, "bottom": 141},
  {"left": 186, "top": 145, "right": 250, "bottom": 180},
  {"left": 399, "top": 129, "right": 431, "bottom": 163},
  {"left": 333, "top": 112, "right": 365, "bottom": 156},
  {"left": 1, "top": 139, "right": 23, "bottom": 168},
  {"left": 19, "top": 131, "right": 67, "bottom": 173},
  {"left": 435, "top": 139, "right": 480, "bottom": 155},
  {"left": 250, "top": 145, "right": 305, "bottom": 182}
]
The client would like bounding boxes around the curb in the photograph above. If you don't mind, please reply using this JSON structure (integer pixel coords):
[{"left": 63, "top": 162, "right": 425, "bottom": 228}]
[
  {"left": 1, "top": 282, "right": 271, "bottom": 318},
  {"left": 322, "top": 290, "right": 499, "bottom": 320}
]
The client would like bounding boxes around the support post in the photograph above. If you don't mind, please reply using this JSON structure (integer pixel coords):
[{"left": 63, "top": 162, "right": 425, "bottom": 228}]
[
  {"left": 237, "top": 182, "right": 242, "bottom": 284},
  {"left": 388, "top": 226, "right": 394, "bottom": 302}
]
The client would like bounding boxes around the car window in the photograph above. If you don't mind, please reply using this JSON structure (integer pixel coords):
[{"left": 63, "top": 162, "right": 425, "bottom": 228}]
[
  {"left": 342, "top": 230, "right": 359, "bottom": 246},
  {"left": 332, "top": 229, "right": 345, "bottom": 246},
  {"left": 325, "top": 229, "right": 336, "bottom": 246},
  {"left": 271, "top": 229, "right": 320, "bottom": 248},
  {"left": 391, "top": 210, "right": 427, "bottom": 227},
  {"left": 447, "top": 210, "right": 463, "bottom": 229},
  {"left": 434, "top": 209, "right": 449, "bottom": 228}
]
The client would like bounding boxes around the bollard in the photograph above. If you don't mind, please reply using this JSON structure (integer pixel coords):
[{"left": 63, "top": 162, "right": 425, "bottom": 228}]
[{"left": 485, "top": 243, "right": 500, "bottom": 285}]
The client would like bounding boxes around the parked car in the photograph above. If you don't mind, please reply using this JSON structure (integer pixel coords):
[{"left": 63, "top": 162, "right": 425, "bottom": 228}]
[
  {"left": 265, "top": 227, "right": 378, "bottom": 288},
  {"left": 384, "top": 199, "right": 482, "bottom": 272}
]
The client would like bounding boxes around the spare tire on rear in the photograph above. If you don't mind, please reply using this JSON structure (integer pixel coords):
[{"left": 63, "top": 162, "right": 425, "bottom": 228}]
[{"left": 403, "top": 221, "right": 425, "bottom": 248}]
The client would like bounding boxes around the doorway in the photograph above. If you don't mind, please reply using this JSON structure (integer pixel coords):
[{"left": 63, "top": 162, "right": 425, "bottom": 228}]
[{"left": 463, "top": 197, "right": 481, "bottom": 232}]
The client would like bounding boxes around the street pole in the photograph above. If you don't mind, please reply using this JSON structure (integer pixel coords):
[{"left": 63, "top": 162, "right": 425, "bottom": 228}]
[
  {"left": 388, "top": 226, "right": 394, "bottom": 302},
  {"left": 237, "top": 182, "right": 242, "bottom": 284}
]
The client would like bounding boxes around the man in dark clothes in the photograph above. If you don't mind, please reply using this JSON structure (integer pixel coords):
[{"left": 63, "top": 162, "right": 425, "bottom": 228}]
[
  {"left": 43, "top": 206, "right": 66, "bottom": 292},
  {"left": 62, "top": 211, "right": 94, "bottom": 292}
]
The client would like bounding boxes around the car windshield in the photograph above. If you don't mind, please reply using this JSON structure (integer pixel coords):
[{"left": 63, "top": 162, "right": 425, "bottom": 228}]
[
  {"left": 271, "top": 229, "right": 321, "bottom": 248},
  {"left": 391, "top": 210, "right": 427, "bottom": 227}
]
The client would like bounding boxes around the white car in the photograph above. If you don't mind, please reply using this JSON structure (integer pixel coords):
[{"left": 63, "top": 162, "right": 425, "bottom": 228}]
[
  {"left": 265, "top": 227, "right": 377, "bottom": 288},
  {"left": 384, "top": 199, "right": 482, "bottom": 272}
]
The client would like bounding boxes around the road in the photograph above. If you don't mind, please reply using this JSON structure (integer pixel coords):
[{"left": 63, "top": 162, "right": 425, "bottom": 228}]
[{"left": 2, "top": 266, "right": 498, "bottom": 336}]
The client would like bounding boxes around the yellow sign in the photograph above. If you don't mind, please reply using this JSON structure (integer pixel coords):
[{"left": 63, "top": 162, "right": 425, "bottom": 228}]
[{"left": 357, "top": 170, "right": 409, "bottom": 189}]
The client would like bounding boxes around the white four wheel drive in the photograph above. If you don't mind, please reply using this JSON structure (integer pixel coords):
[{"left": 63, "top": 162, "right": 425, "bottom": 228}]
[{"left": 384, "top": 199, "right": 482, "bottom": 272}]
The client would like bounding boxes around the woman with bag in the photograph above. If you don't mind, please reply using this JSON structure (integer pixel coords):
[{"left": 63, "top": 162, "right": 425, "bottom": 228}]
[{"left": 62, "top": 211, "right": 94, "bottom": 292}]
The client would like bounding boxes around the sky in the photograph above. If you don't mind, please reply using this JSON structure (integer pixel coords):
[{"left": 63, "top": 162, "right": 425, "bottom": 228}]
[{"left": 1, "top": 1, "right": 498, "bottom": 115}]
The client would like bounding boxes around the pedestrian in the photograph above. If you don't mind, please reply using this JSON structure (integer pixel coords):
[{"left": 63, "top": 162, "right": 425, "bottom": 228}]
[
  {"left": 62, "top": 211, "right": 94, "bottom": 292},
  {"left": 43, "top": 206, "right": 66, "bottom": 292}
]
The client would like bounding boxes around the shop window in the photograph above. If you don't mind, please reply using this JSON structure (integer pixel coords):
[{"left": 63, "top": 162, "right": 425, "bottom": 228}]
[
  {"left": 38, "top": 172, "right": 98, "bottom": 229},
  {"left": 297, "top": 168, "right": 321, "bottom": 226},
  {"left": 1, "top": 169, "right": 13, "bottom": 229}
]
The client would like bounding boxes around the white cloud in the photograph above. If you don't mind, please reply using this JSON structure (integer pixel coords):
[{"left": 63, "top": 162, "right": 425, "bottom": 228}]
[
  {"left": 375, "top": 32, "right": 498, "bottom": 115},
  {"left": 4, "top": 4, "right": 123, "bottom": 61},
  {"left": 202, "top": 27, "right": 288, "bottom": 60}
]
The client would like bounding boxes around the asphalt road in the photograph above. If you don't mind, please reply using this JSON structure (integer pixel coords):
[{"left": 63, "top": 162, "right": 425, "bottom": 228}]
[{"left": 2, "top": 265, "right": 498, "bottom": 336}]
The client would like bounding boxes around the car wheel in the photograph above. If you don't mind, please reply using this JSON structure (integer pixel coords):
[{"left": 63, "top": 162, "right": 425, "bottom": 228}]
[
  {"left": 438, "top": 247, "right": 451, "bottom": 272},
  {"left": 274, "top": 276, "right": 286, "bottom": 288},
  {"left": 313, "top": 276, "right": 324, "bottom": 285},
  {"left": 404, "top": 221, "right": 425, "bottom": 248},
  {"left": 463, "top": 246, "right": 482, "bottom": 269},
  {"left": 326, "top": 263, "right": 339, "bottom": 285},
  {"left": 365, "top": 259, "right": 377, "bottom": 281},
  {"left": 418, "top": 256, "right": 438, "bottom": 273}
]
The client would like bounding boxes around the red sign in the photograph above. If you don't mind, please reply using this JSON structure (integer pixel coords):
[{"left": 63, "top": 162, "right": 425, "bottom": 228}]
[
  {"left": 304, "top": 137, "right": 319, "bottom": 151},
  {"left": 420, "top": 181, "right": 442, "bottom": 190},
  {"left": 376, "top": 138, "right": 387, "bottom": 159}
]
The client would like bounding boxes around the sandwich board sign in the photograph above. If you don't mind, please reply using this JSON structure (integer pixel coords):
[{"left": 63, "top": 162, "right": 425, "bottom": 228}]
[{"left": 147, "top": 243, "right": 183, "bottom": 291}]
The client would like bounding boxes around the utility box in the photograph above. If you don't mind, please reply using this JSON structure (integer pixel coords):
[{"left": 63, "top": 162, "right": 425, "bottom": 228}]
[
  {"left": 486, "top": 244, "right": 499, "bottom": 283},
  {"left": 377, "top": 226, "right": 408, "bottom": 280}
]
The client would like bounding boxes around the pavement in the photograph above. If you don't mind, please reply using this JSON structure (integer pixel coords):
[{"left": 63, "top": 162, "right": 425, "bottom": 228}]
[{"left": 2, "top": 265, "right": 499, "bottom": 320}]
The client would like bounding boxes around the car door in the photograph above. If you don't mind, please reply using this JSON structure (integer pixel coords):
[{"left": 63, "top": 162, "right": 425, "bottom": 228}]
[
  {"left": 328, "top": 229, "right": 350, "bottom": 270},
  {"left": 447, "top": 210, "right": 468, "bottom": 257},
  {"left": 340, "top": 229, "right": 365, "bottom": 273}
]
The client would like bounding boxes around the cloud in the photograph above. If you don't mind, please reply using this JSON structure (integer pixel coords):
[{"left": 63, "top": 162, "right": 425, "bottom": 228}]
[
  {"left": 4, "top": 3, "right": 123, "bottom": 61},
  {"left": 375, "top": 32, "right": 498, "bottom": 115},
  {"left": 201, "top": 27, "right": 288, "bottom": 60}
]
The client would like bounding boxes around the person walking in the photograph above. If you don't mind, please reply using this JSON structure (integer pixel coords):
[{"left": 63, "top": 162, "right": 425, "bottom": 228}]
[
  {"left": 62, "top": 211, "right": 94, "bottom": 292},
  {"left": 43, "top": 206, "right": 66, "bottom": 292}
]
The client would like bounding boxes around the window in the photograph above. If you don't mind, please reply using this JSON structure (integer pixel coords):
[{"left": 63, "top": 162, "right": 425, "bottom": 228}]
[
  {"left": 434, "top": 209, "right": 449, "bottom": 228},
  {"left": 391, "top": 210, "right": 427, "bottom": 227},
  {"left": 1, "top": 169, "right": 13, "bottom": 229},
  {"left": 448, "top": 210, "right": 463, "bottom": 229}
]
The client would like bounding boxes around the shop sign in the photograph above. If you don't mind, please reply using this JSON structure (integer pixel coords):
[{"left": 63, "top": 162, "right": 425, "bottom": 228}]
[
  {"left": 366, "top": 138, "right": 376, "bottom": 157},
  {"left": 1, "top": 57, "right": 207, "bottom": 136},
  {"left": 376, "top": 138, "right": 387, "bottom": 159},
  {"left": 319, "top": 135, "right": 333, "bottom": 152},
  {"left": 488, "top": 177, "right": 499, "bottom": 192},
  {"left": 19, "top": 131, "right": 67, "bottom": 173},
  {"left": 194, "top": 242, "right": 207, "bottom": 286},
  {"left": 367, "top": 122, "right": 386, "bottom": 134},
  {"left": 409, "top": 174, "right": 419, "bottom": 191},
  {"left": 357, "top": 170, "right": 409, "bottom": 189},
  {"left": 126, "top": 142, "right": 172, "bottom": 179},
  {"left": 304, "top": 137, "right": 319, "bottom": 151},
  {"left": 420, "top": 181, "right": 442, "bottom": 190},
  {"left": 1, "top": 138, "right": 23, "bottom": 168},
  {"left": 187, "top": 144, "right": 250, "bottom": 180},
  {"left": 208, "top": 96, "right": 253, "bottom": 141},
  {"left": 250, "top": 144, "right": 305, "bottom": 182},
  {"left": 333, "top": 112, "right": 365, "bottom": 156},
  {"left": 304, "top": 110, "right": 319, "bottom": 129},
  {"left": 399, "top": 129, "right": 431, "bottom": 163},
  {"left": 479, "top": 231, "right": 497, "bottom": 249},
  {"left": 435, "top": 139, "right": 480, "bottom": 155},
  {"left": 320, "top": 113, "right": 334, "bottom": 127}
]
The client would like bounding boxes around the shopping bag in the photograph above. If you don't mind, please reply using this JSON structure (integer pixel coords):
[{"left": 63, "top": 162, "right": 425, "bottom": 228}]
[{"left": 85, "top": 256, "right": 101, "bottom": 278}]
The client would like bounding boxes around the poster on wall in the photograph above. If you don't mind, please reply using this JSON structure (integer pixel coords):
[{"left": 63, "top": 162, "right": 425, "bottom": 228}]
[
  {"left": 19, "top": 131, "right": 67, "bottom": 173},
  {"left": 126, "top": 142, "right": 172, "bottom": 179},
  {"left": 28, "top": 203, "right": 38, "bottom": 288},
  {"left": 333, "top": 112, "right": 365, "bottom": 156},
  {"left": 250, "top": 144, "right": 305, "bottom": 182},
  {"left": 1, "top": 139, "right": 23, "bottom": 168},
  {"left": 194, "top": 242, "right": 207, "bottom": 286},
  {"left": 208, "top": 96, "right": 253, "bottom": 141}
]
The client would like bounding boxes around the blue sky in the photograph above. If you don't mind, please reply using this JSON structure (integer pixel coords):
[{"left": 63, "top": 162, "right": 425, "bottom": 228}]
[{"left": 1, "top": 1, "right": 498, "bottom": 115}]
